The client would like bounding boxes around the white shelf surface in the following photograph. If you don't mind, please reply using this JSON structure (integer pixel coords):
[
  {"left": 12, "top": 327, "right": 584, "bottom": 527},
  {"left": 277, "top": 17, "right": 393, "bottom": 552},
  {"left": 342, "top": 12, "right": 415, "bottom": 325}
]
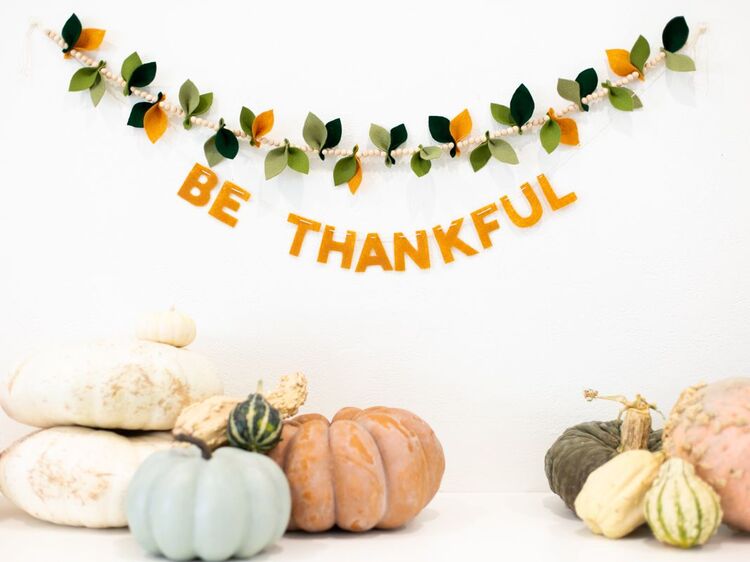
[{"left": 1, "top": 492, "right": 747, "bottom": 561}]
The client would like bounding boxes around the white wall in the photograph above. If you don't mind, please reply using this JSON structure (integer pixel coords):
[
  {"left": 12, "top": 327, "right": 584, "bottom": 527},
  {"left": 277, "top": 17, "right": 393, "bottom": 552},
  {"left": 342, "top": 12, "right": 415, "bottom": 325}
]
[{"left": 1, "top": 0, "right": 748, "bottom": 492}]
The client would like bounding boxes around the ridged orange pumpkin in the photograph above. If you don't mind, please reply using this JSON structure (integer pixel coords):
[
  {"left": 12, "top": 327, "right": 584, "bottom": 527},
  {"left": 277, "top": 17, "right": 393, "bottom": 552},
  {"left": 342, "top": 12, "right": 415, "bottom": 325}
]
[{"left": 268, "top": 406, "right": 444, "bottom": 532}]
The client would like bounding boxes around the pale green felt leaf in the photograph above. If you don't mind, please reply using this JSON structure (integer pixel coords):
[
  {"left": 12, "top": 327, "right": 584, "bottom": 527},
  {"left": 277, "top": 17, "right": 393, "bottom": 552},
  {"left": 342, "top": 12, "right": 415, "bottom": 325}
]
[
  {"left": 488, "top": 138, "right": 519, "bottom": 164},
  {"left": 540, "top": 119, "right": 561, "bottom": 154},
  {"left": 420, "top": 145, "right": 442, "bottom": 160},
  {"left": 303, "top": 112, "right": 327, "bottom": 152},
  {"left": 490, "top": 103, "right": 515, "bottom": 126},
  {"left": 470, "top": 143, "right": 491, "bottom": 172},
  {"left": 369, "top": 124, "right": 390, "bottom": 152},
  {"left": 179, "top": 79, "right": 200, "bottom": 116},
  {"left": 630, "top": 35, "right": 650, "bottom": 74},
  {"left": 557, "top": 78, "right": 582, "bottom": 110},
  {"left": 194, "top": 93, "right": 213, "bottom": 115},
  {"left": 287, "top": 147, "right": 310, "bottom": 174},
  {"left": 333, "top": 155, "right": 357, "bottom": 185},
  {"left": 89, "top": 74, "right": 106, "bottom": 106},
  {"left": 239, "top": 106, "right": 255, "bottom": 137},
  {"left": 69, "top": 67, "right": 99, "bottom": 91},
  {"left": 411, "top": 153, "right": 431, "bottom": 177},
  {"left": 265, "top": 146, "right": 289, "bottom": 180},
  {"left": 632, "top": 94, "right": 643, "bottom": 109},
  {"left": 121, "top": 52, "right": 142, "bottom": 82},
  {"left": 204, "top": 136, "right": 223, "bottom": 167},
  {"left": 665, "top": 51, "right": 696, "bottom": 72},
  {"left": 607, "top": 85, "right": 635, "bottom": 111}
]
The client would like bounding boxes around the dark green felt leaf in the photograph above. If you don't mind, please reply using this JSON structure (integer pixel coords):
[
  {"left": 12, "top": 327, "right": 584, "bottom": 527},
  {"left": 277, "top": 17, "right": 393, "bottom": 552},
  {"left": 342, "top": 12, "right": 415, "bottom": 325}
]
[
  {"left": 428, "top": 115, "right": 452, "bottom": 143},
  {"left": 322, "top": 119, "right": 342, "bottom": 151},
  {"left": 333, "top": 155, "right": 357, "bottom": 185},
  {"left": 576, "top": 67, "right": 598, "bottom": 111},
  {"left": 127, "top": 101, "right": 152, "bottom": 128},
  {"left": 129, "top": 62, "right": 157, "bottom": 88},
  {"left": 510, "top": 84, "right": 534, "bottom": 129},
  {"left": 410, "top": 153, "right": 431, "bottom": 177},
  {"left": 69, "top": 67, "right": 99, "bottom": 91},
  {"left": 204, "top": 136, "right": 223, "bottom": 167},
  {"left": 90, "top": 74, "right": 106, "bottom": 106},
  {"left": 389, "top": 124, "right": 408, "bottom": 155},
  {"left": 490, "top": 103, "right": 515, "bottom": 126},
  {"left": 61, "top": 14, "right": 82, "bottom": 53},
  {"left": 663, "top": 16, "right": 689, "bottom": 53},
  {"left": 215, "top": 127, "right": 239, "bottom": 159},
  {"left": 470, "top": 142, "right": 491, "bottom": 172}
]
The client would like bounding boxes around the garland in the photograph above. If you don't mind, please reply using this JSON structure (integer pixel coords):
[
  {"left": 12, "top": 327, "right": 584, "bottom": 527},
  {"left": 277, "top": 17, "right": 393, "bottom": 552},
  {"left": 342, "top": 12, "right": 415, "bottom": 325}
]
[{"left": 50, "top": 14, "right": 703, "bottom": 194}]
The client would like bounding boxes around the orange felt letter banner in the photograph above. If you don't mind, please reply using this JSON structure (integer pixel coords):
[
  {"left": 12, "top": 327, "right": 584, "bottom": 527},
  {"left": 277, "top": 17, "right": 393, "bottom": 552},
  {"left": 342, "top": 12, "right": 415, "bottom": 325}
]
[
  {"left": 432, "top": 219, "right": 478, "bottom": 263},
  {"left": 537, "top": 174, "right": 577, "bottom": 210},
  {"left": 355, "top": 233, "right": 393, "bottom": 273},
  {"left": 208, "top": 181, "right": 250, "bottom": 228},
  {"left": 393, "top": 231, "right": 430, "bottom": 271},
  {"left": 501, "top": 183, "right": 543, "bottom": 228},
  {"left": 317, "top": 226, "right": 357, "bottom": 269},
  {"left": 470, "top": 203, "right": 500, "bottom": 249},
  {"left": 288, "top": 213, "right": 322, "bottom": 256},
  {"left": 178, "top": 163, "right": 218, "bottom": 207}
]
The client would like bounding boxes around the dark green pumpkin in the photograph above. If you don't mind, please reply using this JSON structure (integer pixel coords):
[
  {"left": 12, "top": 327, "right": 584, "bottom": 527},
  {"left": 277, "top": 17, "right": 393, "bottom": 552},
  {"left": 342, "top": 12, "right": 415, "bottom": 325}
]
[
  {"left": 227, "top": 391, "right": 282, "bottom": 453},
  {"left": 544, "top": 419, "right": 662, "bottom": 512}
]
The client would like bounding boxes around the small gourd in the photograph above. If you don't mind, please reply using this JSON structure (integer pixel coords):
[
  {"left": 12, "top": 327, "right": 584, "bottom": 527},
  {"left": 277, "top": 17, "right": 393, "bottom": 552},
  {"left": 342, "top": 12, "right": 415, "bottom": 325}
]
[
  {"left": 644, "top": 458, "right": 722, "bottom": 548},
  {"left": 127, "top": 434, "right": 290, "bottom": 561},
  {"left": 136, "top": 307, "right": 196, "bottom": 347},
  {"left": 227, "top": 382, "right": 282, "bottom": 453},
  {"left": 575, "top": 449, "right": 665, "bottom": 538}
]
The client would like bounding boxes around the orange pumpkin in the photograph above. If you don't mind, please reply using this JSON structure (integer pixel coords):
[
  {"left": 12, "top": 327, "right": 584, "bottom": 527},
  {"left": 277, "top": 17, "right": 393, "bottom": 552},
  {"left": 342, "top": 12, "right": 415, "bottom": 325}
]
[{"left": 268, "top": 406, "right": 444, "bottom": 532}]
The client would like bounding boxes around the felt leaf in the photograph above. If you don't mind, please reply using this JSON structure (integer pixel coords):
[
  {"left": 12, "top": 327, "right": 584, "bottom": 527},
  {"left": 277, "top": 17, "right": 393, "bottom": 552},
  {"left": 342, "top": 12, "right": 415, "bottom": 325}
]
[
  {"left": 630, "top": 35, "right": 650, "bottom": 76},
  {"left": 89, "top": 74, "right": 106, "bottom": 106},
  {"left": 252, "top": 110, "right": 274, "bottom": 145},
  {"left": 490, "top": 103, "right": 515, "bottom": 126},
  {"left": 204, "top": 136, "right": 223, "bottom": 167},
  {"left": 194, "top": 93, "right": 213, "bottom": 115},
  {"left": 68, "top": 66, "right": 99, "bottom": 91},
  {"left": 239, "top": 106, "right": 256, "bottom": 137},
  {"left": 488, "top": 138, "right": 519, "bottom": 165},
  {"left": 287, "top": 147, "right": 309, "bottom": 174},
  {"left": 322, "top": 118, "right": 342, "bottom": 152},
  {"left": 557, "top": 78, "right": 582, "bottom": 110},
  {"left": 265, "top": 145, "right": 288, "bottom": 180},
  {"left": 144, "top": 104, "right": 168, "bottom": 144},
  {"left": 556, "top": 116, "right": 579, "bottom": 146},
  {"left": 411, "top": 152, "right": 431, "bottom": 177},
  {"left": 215, "top": 127, "right": 239, "bottom": 159},
  {"left": 429, "top": 115, "right": 452, "bottom": 143},
  {"left": 129, "top": 62, "right": 157, "bottom": 88},
  {"left": 369, "top": 124, "right": 390, "bottom": 152},
  {"left": 348, "top": 158, "right": 362, "bottom": 194},
  {"left": 576, "top": 68, "right": 598, "bottom": 98},
  {"left": 540, "top": 119, "right": 561, "bottom": 154},
  {"left": 470, "top": 142, "right": 491, "bottom": 172},
  {"left": 606, "top": 49, "right": 638, "bottom": 77},
  {"left": 121, "top": 52, "right": 142, "bottom": 82},
  {"left": 61, "top": 14, "right": 82, "bottom": 53},
  {"left": 74, "top": 29, "right": 106, "bottom": 51},
  {"left": 420, "top": 145, "right": 442, "bottom": 160},
  {"left": 632, "top": 94, "right": 643, "bottom": 109},
  {"left": 333, "top": 155, "right": 357, "bottom": 185},
  {"left": 389, "top": 124, "right": 408, "bottom": 151},
  {"left": 510, "top": 84, "right": 534, "bottom": 129},
  {"left": 303, "top": 112, "right": 327, "bottom": 152},
  {"left": 606, "top": 83, "right": 635, "bottom": 111},
  {"left": 665, "top": 51, "right": 695, "bottom": 72},
  {"left": 127, "top": 101, "right": 152, "bottom": 128},
  {"left": 663, "top": 16, "right": 689, "bottom": 53},
  {"left": 449, "top": 109, "right": 472, "bottom": 143},
  {"left": 179, "top": 79, "right": 200, "bottom": 116}
]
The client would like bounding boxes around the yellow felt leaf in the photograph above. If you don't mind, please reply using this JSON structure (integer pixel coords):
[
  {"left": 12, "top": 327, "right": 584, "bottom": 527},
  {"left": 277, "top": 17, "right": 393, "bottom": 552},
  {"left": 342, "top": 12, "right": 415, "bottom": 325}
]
[
  {"left": 556, "top": 117, "right": 579, "bottom": 146},
  {"left": 144, "top": 104, "right": 168, "bottom": 144},
  {"left": 252, "top": 110, "right": 274, "bottom": 145},
  {"left": 75, "top": 28, "right": 106, "bottom": 51},
  {"left": 606, "top": 49, "right": 637, "bottom": 77},
  {"left": 450, "top": 109, "right": 472, "bottom": 143},
  {"left": 348, "top": 158, "right": 362, "bottom": 195}
]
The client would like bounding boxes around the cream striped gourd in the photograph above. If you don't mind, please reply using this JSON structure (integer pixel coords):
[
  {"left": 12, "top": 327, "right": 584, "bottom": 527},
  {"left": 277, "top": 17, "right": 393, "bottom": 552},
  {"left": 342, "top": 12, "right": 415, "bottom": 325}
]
[
  {"left": 644, "top": 458, "right": 722, "bottom": 548},
  {"left": 227, "top": 384, "right": 282, "bottom": 453}
]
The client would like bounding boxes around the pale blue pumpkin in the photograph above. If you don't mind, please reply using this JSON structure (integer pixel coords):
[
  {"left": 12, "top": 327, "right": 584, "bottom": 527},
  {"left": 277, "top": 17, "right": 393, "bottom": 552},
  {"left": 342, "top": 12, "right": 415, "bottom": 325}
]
[{"left": 127, "top": 436, "right": 290, "bottom": 561}]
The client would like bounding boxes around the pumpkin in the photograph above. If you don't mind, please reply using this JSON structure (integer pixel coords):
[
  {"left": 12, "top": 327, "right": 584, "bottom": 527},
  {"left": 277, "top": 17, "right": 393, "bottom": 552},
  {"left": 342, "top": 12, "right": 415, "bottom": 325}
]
[
  {"left": 227, "top": 383, "right": 282, "bottom": 453},
  {"left": 663, "top": 378, "right": 750, "bottom": 531},
  {"left": 575, "top": 449, "right": 665, "bottom": 538},
  {"left": 136, "top": 307, "right": 196, "bottom": 348},
  {"left": 0, "top": 339, "right": 222, "bottom": 430},
  {"left": 644, "top": 458, "right": 722, "bottom": 548},
  {"left": 268, "top": 406, "right": 444, "bottom": 532},
  {"left": 127, "top": 434, "right": 290, "bottom": 561},
  {"left": 545, "top": 390, "right": 663, "bottom": 511},
  {"left": 0, "top": 426, "right": 173, "bottom": 527}
]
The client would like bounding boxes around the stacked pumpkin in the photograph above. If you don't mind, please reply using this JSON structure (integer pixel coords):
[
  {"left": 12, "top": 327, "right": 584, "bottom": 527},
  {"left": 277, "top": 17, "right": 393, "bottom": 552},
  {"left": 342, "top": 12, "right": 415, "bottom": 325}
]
[{"left": 545, "top": 379, "right": 750, "bottom": 548}]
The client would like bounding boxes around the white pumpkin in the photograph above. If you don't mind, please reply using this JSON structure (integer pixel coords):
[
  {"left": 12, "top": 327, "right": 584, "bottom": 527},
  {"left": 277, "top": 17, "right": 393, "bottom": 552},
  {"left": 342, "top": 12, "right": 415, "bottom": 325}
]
[
  {"left": 136, "top": 308, "right": 196, "bottom": 348},
  {"left": 0, "top": 339, "right": 222, "bottom": 430},
  {"left": 0, "top": 427, "right": 174, "bottom": 527}
]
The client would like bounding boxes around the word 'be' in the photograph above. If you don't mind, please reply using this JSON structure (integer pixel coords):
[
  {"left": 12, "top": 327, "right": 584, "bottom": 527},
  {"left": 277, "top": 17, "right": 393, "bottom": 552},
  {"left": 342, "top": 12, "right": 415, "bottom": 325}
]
[{"left": 178, "top": 163, "right": 250, "bottom": 227}]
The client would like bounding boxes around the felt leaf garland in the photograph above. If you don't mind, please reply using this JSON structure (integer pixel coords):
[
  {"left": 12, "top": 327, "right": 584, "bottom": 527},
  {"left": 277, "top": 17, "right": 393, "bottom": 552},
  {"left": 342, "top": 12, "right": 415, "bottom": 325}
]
[
  {"left": 127, "top": 92, "right": 167, "bottom": 143},
  {"left": 178, "top": 79, "right": 213, "bottom": 129},
  {"left": 240, "top": 107, "right": 274, "bottom": 147},
  {"left": 264, "top": 140, "right": 309, "bottom": 180},
  {"left": 428, "top": 109, "right": 472, "bottom": 157},
  {"left": 491, "top": 84, "right": 534, "bottom": 132},
  {"left": 369, "top": 123, "right": 408, "bottom": 166},
  {"left": 333, "top": 146, "right": 362, "bottom": 193},
  {"left": 303, "top": 112, "right": 342, "bottom": 160},
  {"left": 557, "top": 68, "right": 598, "bottom": 111},
  {"left": 662, "top": 16, "right": 695, "bottom": 72},
  {"left": 61, "top": 14, "right": 105, "bottom": 57},
  {"left": 470, "top": 133, "right": 518, "bottom": 172},
  {"left": 410, "top": 145, "right": 442, "bottom": 177},
  {"left": 602, "top": 80, "right": 642, "bottom": 111},
  {"left": 68, "top": 60, "right": 107, "bottom": 106},
  {"left": 204, "top": 118, "right": 239, "bottom": 166},
  {"left": 120, "top": 52, "right": 156, "bottom": 96}
]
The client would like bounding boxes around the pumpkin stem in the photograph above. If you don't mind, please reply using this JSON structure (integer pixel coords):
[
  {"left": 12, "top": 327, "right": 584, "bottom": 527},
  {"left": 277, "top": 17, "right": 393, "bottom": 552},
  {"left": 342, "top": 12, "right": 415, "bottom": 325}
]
[
  {"left": 256, "top": 380, "right": 264, "bottom": 396},
  {"left": 174, "top": 433, "right": 212, "bottom": 460},
  {"left": 584, "top": 389, "right": 663, "bottom": 453}
]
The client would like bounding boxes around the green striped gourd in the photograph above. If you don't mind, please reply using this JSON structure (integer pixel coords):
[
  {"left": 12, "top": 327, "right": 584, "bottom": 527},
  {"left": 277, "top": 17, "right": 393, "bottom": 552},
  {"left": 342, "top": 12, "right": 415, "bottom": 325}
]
[
  {"left": 644, "top": 458, "right": 722, "bottom": 548},
  {"left": 227, "top": 383, "right": 282, "bottom": 453}
]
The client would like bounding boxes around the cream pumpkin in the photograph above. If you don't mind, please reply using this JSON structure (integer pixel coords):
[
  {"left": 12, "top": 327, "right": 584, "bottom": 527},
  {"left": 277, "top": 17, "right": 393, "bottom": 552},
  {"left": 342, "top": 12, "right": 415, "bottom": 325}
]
[
  {"left": 268, "top": 406, "right": 444, "bottom": 532},
  {"left": 136, "top": 308, "right": 196, "bottom": 347},
  {"left": 0, "top": 427, "right": 174, "bottom": 527},
  {"left": 0, "top": 339, "right": 222, "bottom": 430}
]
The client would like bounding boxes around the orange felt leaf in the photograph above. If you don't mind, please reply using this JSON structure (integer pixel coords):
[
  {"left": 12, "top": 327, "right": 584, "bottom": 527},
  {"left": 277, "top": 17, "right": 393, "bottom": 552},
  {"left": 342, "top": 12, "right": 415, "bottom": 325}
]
[
  {"left": 348, "top": 158, "right": 362, "bottom": 195},
  {"left": 252, "top": 110, "right": 274, "bottom": 145},
  {"left": 449, "top": 109, "right": 472, "bottom": 143},
  {"left": 144, "top": 104, "right": 168, "bottom": 144},
  {"left": 548, "top": 108, "right": 579, "bottom": 146},
  {"left": 606, "top": 49, "right": 637, "bottom": 77},
  {"left": 75, "top": 28, "right": 106, "bottom": 51}
]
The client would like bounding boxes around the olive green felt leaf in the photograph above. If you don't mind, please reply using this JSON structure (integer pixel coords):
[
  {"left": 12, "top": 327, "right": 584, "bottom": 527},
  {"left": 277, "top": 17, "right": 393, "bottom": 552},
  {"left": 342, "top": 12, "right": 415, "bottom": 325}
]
[
  {"left": 121, "top": 52, "right": 142, "bottom": 94},
  {"left": 510, "top": 84, "right": 534, "bottom": 129},
  {"left": 369, "top": 124, "right": 390, "bottom": 152},
  {"left": 540, "top": 119, "right": 562, "bottom": 154},
  {"left": 239, "top": 106, "right": 256, "bottom": 137},
  {"left": 490, "top": 103, "right": 515, "bottom": 126},
  {"left": 632, "top": 94, "right": 643, "bottom": 109},
  {"left": 470, "top": 142, "right": 491, "bottom": 172},
  {"left": 90, "top": 74, "right": 106, "bottom": 106},
  {"left": 557, "top": 79, "right": 582, "bottom": 111},
  {"left": 303, "top": 112, "right": 327, "bottom": 152},
  {"left": 265, "top": 145, "right": 288, "bottom": 180},
  {"left": 411, "top": 152, "right": 432, "bottom": 177},
  {"left": 488, "top": 138, "right": 519, "bottom": 164},
  {"left": 194, "top": 93, "right": 213, "bottom": 115},
  {"left": 604, "top": 81, "right": 635, "bottom": 111},
  {"left": 61, "top": 13, "right": 82, "bottom": 53},
  {"left": 69, "top": 66, "right": 99, "bottom": 91},
  {"left": 287, "top": 146, "right": 309, "bottom": 174},
  {"left": 663, "top": 16, "right": 689, "bottom": 53},
  {"left": 333, "top": 154, "right": 358, "bottom": 185},
  {"left": 428, "top": 116, "right": 452, "bottom": 143},
  {"left": 204, "top": 136, "right": 223, "bottom": 167},
  {"left": 127, "top": 101, "right": 153, "bottom": 128},
  {"left": 215, "top": 124, "right": 239, "bottom": 160},
  {"left": 420, "top": 145, "right": 442, "bottom": 160},
  {"left": 321, "top": 118, "right": 342, "bottom": 158},
  {"left": 665, "top": 51, "right": 695, "bottom": 71},
  {"left": 630, "top": 35, "right": 650, "bottom": 75},
  {"left": 179, "top": 80, "right": 200, "bottom": 116}
]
